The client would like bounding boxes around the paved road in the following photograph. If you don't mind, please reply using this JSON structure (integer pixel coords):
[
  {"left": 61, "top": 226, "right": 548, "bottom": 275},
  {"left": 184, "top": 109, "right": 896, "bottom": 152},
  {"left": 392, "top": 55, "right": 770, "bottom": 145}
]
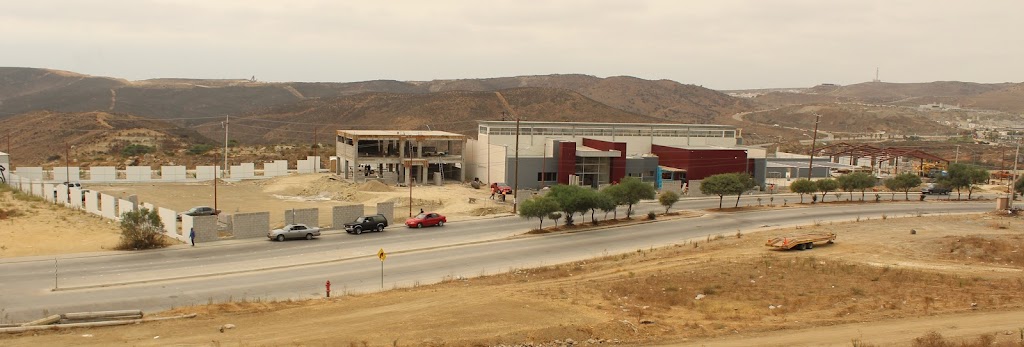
[{"left": 0, "top": 198, "right": 992, "bottom": 322}]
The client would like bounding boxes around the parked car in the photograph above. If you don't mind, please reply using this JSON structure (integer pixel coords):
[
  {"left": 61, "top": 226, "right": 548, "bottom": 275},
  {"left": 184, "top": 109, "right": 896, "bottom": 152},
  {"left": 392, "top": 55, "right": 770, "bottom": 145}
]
[
  {"left": 177, "top": 206, "right": 221, "bottom": 221},
  {"left": 405, "top": 212, "right": 446, "bottom": 228},
  {"left": 921, "top": 183, "right": 951, "bottom": 195},
  {"left": 344, "top": 214, "right": 388, "bottom": 235},
  {"left": 268, "top": 224, "right": 321, "bottom": 241},
  {"left": 495, "top": 182, "right": 512, "bottom": 194}
]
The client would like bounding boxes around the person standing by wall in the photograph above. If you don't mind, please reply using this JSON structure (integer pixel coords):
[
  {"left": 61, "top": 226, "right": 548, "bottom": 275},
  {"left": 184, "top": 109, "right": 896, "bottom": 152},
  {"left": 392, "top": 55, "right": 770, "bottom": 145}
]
[{"left": 189, "top": 227, "right": 196, "bottom": 247}]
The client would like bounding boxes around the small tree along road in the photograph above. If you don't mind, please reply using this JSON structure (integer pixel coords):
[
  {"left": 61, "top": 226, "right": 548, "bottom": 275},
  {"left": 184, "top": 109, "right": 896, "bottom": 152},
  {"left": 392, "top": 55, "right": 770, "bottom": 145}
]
[
  {"left": 700, "top": 173, "right": 757, "bottom": 209},
  {"left": 658, "top": 191, "right": 680, "bottom": 214},
  {"left": 789, "top": 179, "right": 818, "bottom": 204}
]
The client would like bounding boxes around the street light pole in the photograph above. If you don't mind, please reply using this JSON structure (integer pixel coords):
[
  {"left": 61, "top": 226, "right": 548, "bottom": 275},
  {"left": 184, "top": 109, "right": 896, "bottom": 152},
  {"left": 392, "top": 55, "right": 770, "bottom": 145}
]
[{"left": 955, "top": 145, "right": 960, "bottom": 164}]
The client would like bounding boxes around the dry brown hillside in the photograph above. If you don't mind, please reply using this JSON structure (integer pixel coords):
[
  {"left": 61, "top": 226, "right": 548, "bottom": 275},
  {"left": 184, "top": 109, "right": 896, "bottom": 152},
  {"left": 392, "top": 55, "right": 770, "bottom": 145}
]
[
  {"left": 192, "top": 88, "right": 666, "bottom": 144},
  {"left": 745, "top": 104, "right": 961, "bottom": 136}
]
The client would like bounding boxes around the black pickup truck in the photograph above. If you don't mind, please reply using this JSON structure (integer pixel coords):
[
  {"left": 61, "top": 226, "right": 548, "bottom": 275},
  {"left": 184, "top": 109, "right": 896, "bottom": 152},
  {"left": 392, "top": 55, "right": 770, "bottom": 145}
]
[
  {"left": 921, "top": 184, "right": 951, "bottom": 195},
  {"left": 344, "top": 214, "right": 388, "bottom": 235}
]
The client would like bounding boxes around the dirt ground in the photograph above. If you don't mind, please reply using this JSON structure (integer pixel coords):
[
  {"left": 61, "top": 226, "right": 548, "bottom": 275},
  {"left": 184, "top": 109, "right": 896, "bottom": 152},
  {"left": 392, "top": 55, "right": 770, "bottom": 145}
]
[
  {"left": 3, "top": 212, "right": 1023, "bottom": 346},
  {"left": 0, "top": 189, "right": 122, "bottom": 258},
  {"left": 86, "top": 173, "right": 512, "bottom": 228}
]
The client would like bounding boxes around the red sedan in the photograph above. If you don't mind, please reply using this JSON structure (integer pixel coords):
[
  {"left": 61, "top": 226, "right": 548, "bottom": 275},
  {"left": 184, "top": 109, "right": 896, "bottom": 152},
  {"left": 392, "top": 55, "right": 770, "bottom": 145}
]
[{"left": 405, "top": 212, "right": 446, "bottom": 228}]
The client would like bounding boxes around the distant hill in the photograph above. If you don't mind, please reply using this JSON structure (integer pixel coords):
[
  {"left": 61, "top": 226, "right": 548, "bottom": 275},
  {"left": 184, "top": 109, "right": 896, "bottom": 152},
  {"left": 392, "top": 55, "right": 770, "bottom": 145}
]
[
  {"left": 749, "top": 81, "right": 1022, "bottom": 110},
  {"left": 191, "top": 88, "right": 667, "bottom": 144},
  {"left": 0, "top": 110, "right": 213, "bottom": 166},
  {"left": 0, "top": 68, "right": 751, "bottom": 127}
]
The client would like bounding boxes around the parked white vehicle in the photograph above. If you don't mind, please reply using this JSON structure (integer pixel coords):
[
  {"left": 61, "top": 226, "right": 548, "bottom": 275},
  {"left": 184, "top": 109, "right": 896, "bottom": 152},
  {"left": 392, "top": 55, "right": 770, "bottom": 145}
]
[{"left": 268, "top": 224, "right": 321, "bottom": 241}]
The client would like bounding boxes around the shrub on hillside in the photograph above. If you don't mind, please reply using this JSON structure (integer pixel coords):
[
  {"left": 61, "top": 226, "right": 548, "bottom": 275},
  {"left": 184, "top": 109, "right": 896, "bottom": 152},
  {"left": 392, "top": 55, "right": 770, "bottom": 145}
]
[
  {"left": 116, "top": 208, "right": 169, "bottom": 250},
  {"left": 187, "top": 144, "right": 216, "bottom": 155},
  {"left": 121, "top": 144, "right": 155, "bottom": 157}
]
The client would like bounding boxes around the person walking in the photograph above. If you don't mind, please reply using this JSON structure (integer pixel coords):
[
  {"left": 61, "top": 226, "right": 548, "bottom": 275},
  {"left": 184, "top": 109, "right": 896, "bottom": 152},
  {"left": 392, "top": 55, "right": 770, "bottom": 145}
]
[{"left": 189, "top": 227, "right": 196, "bottom": 247}]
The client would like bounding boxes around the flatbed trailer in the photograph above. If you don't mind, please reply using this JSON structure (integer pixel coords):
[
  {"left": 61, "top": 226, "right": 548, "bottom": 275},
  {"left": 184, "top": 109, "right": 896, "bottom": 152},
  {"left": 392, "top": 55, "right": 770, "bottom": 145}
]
[{"left": 765, "top": 232, "right": 836, "bottom": 250}]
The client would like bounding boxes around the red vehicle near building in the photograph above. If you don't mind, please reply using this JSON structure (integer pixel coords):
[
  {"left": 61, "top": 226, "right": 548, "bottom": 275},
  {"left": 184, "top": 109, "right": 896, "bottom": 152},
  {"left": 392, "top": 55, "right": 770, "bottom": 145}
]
[{"left": 405, "top": 212, "right": 447, "bottom": 228}]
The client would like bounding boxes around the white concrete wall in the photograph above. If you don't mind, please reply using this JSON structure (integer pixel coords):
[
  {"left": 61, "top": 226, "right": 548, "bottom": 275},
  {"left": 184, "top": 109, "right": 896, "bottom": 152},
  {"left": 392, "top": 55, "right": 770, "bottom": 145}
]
[
  {"left": 17, "top": 167, "right": 43, "bottom": 180},
  {"left": 31, "top": 181, "right": 43, "bottom": 198},
  {"left": 487, "top": 132, "right": 739, "bottom": 157},
  {"left": 85, "top": 190, "right": 100, "bottom": 215},
  {"left": 180, "top": 215, "right": 194, "bottom": 240},
  {"left": 125, "top": 167, "right": 152, "bottom": 181},
  {"left": 297, "top": 156, "right": 320, "bottom": 173},
  {"left": 118, "top": 198, "right": 135, "bottom": 219},
  {"left": 230, "top": 163, "right": 255, "bottom": 179},
  {"left": 43, "top": 183, "right": 55, "bottom": 202},
  {"left": 53, "top": 167, "right": 81, "bottom": 183},
  {"left": 158, "top": 207, "right": 179, "bottom": 235},
  {"left": 55, "top": 185, "right": 68, "bottom": 204},
  {"left": 262, "top": 161, "right": 287, "bottom": 177},
  {"left": 196, "top": 166, "right": 219, "bottom": 181},
  {"left": 161, "top": 166, "right": 187, "bottom": 182},
  {"left": 101, "top": 194, "right": 117, "bottom": 219},
  {"left": 141, "top": 202, "right": 154, "bottom": 211},
  {"left": 89, "top": 167, "right": 117, "bottom": 182},
  {"left": 70, "top": 188, "right": 83, "bottom": 209}
]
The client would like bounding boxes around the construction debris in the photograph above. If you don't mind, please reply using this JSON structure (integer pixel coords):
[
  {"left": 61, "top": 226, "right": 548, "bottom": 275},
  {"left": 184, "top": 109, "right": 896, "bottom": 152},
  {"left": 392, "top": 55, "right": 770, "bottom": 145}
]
[{"left": 1, "top": 311, "right": 196, "bottom": 334}]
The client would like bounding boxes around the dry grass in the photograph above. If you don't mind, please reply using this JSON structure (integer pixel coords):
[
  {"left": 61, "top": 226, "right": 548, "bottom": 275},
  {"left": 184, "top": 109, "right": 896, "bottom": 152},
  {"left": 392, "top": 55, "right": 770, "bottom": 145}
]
[{"left": 944, "top": 235, "right": 1024, "bottom": 266}]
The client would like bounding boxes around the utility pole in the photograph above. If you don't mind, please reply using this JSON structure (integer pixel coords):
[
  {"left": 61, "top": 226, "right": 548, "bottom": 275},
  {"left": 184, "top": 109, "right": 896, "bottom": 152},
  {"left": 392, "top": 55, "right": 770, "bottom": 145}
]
[
  {"left": 313, "top": 127, "right": 319, "bottom": 171},
  {"left": 954, "top": 145, "right": 960, "bottom": 164},
  {"left": 513, "top": 115, "right": 521, "bottom": 214},
  {"left": 807, "top": 114, "right": 821, "bottom": 180},
  {"left": 407, "top": 133, "right": 413, "bottom": 217},
  {"left": 1010, "top": 139, "right": 1021, "bottom": 210},
  {"left": 223, "top": 116, "right": 229, "bottom": 178}
]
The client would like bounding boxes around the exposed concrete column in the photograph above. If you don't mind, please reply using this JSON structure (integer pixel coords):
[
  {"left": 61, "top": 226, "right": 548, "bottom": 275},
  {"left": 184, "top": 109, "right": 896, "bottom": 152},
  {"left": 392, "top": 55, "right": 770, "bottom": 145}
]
[
  {"left": 399, "top": 138, "right": 406, "bottom": 182},
  {"left": 459, "top": 139, "right": 466, "bottom": 182},
  {"left": 405, "top": 163, "right": 411, "bottom": 186},
  {"left": 352, "top": 138, "right": 359, "bottom": 180},
  {"left": 420, "top": 163, "right": 426, "bottom": 184}
]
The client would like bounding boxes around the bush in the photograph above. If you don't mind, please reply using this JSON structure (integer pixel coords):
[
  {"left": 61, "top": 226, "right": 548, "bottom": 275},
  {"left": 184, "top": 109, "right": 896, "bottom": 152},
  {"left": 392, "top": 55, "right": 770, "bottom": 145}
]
[
  {"left": 120, "top": 144, "right": 155, "bottom": 157},
  {"left": 647, "top": 211, "right": 656, "bottom": 220},
  {"left": 116, "top": 208, "right": 169, "bottom": 250},
  {"left": 187, "top": 144, "right": 216, "bottom": 155}
]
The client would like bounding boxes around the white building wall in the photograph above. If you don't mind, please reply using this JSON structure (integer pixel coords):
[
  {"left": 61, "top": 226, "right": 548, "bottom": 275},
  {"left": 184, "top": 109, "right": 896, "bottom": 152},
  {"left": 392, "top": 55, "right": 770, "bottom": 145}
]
[
  {"left": 89, "top": 167, "right": 117, "bottom": 182},
  {"left": 0, "top": 152, "right": 9, "bottom": 183},
  {"left": 32, "top": 181, "right": 43, "bottom": 198},
  {"left": 486, "top": 133, "right": 738, "bottom": 157},
  {"left": 55, "top": 185, "right": 68, "bottom": 204},
  {"left": 158, "top": 207, "right": 179, "bottom": 235}
]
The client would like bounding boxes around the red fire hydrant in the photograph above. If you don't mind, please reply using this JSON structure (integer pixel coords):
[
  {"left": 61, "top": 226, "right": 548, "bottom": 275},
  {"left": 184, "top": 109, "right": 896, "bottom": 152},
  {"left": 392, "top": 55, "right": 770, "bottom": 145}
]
[{"left": 326, "top": 280, "right": 331, "bottom": 298}]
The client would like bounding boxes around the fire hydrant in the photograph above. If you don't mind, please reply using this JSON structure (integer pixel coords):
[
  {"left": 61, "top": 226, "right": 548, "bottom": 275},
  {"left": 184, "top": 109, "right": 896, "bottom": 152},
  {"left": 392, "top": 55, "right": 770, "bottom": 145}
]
[{"left": 326, "top": 280, "right": 331, "bottom": 298}]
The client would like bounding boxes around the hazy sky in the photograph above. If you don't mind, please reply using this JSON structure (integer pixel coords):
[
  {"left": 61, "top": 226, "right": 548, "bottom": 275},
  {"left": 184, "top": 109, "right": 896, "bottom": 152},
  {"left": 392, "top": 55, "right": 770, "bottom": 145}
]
[{"left": 2, "top": 1, "right": 1022, "bottom": 89}]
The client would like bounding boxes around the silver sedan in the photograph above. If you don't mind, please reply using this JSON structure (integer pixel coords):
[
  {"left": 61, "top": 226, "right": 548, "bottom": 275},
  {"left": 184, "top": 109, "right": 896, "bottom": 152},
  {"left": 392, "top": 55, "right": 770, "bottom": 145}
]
[{"left": 268, "top": 224, "right": 321, "bottom": 241}]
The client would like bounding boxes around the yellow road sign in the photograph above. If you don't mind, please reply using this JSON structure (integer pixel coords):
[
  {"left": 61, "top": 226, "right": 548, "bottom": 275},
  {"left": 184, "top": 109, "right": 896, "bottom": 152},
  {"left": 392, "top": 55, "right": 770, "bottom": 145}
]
[{"left": 377, "top": 248, "right": 386, "bottom": 261}]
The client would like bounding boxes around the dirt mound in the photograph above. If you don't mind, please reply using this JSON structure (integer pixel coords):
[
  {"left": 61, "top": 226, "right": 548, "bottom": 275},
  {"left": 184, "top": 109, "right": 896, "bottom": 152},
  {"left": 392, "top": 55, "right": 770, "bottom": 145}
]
[{"left": 357, "top": 180, "right": 394, "bottom": 192}]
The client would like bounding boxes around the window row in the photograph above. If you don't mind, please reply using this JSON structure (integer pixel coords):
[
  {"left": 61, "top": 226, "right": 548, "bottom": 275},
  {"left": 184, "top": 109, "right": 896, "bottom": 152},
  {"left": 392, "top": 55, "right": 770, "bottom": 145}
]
[{"left": 482, "top": 127, "right": 735, "bottom": 138}]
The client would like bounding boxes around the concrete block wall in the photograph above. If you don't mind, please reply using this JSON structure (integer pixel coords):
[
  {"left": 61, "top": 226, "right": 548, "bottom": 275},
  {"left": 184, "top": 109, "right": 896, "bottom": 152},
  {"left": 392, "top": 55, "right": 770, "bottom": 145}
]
[
  {"left": 284, "top": 208, "right": 319, "bottom": 227},
  {"left": 191, "top": 215, "right": 220, "bottom": 242},
  {"left": 161, "top": 166, "right": 187, "bottom": 182},
  {"left": 117, "top": 198, "right": 135, "bottom": 219},
  {"left": 101, "top": 194, "right": 117, "bottom": 219},
  {"left": 53, "top": 167, "right": 81, "bottom": 182},
  {"left": 90, "top": 167, "right": 117, "bottom": 182},
  {"left": 297, "top": 156, "right": 320, "bottom": 174},
  {"left": 376, "top": 202, "right": 395, "bottom": 224},
  {"left": 31, "top": 181, "right": 42, "bottom": 197},
  {"left": 332, "top": 205, "right": 364, "bottom": 230},
  {"left": 230, "top": 163, "right": 255, "bottom": 179},
  {"left": 126, "top": 167, "right": 152, "bottom": 181},
  {"left": 233, "top": 212, "right": 270, "bottom": 239}
]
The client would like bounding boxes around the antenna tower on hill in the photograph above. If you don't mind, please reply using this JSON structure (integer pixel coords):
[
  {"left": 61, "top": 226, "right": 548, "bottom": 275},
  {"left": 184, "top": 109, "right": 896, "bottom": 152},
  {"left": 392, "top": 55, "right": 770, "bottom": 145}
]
[{"left": 872, "top": 67, "right": 880, "bottom": 82}]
